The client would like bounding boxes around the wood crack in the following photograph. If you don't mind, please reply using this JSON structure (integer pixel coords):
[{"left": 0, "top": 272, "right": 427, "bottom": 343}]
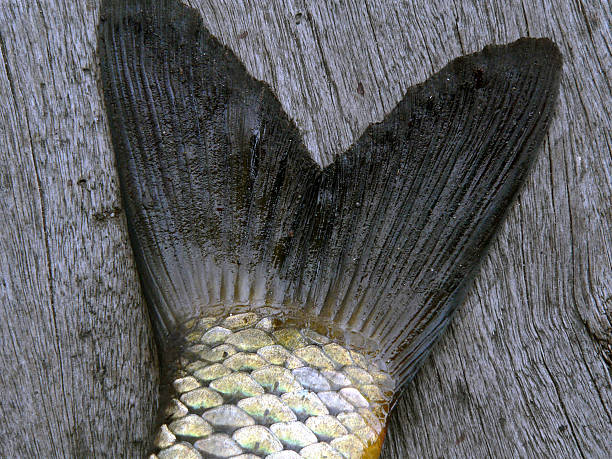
[{"left": 305, "top": 7, "right": 346, "bottom": 125}]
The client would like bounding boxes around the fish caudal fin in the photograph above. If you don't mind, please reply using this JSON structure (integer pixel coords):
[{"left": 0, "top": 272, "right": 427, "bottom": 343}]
[{"left": 99, "top": 0, "right": 561, "bottom": 456}]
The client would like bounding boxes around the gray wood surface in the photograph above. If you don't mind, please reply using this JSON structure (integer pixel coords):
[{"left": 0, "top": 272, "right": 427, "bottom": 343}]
[{"left": 0, "top": 0, "right": 610, "bottom": 457}]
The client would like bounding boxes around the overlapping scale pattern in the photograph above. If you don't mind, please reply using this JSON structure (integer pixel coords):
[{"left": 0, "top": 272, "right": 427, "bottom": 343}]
[{"left": 150, "top": 312, "right": 394, "bottom": 459}]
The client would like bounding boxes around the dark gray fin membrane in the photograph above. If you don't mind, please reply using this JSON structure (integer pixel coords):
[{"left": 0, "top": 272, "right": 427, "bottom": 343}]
[
  {"left": 307, "top": 43, "right": 562, "bottom": 384},
  {"left": 99, "top": 0, "right": 320, "bottom": 340},
  {"left": 99, "top": 0, "right": 561, "bottom": 386}
]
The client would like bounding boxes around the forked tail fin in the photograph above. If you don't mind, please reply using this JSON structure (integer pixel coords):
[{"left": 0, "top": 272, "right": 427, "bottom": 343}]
[{"left": 99, "top": 0, "right": 561, "bottom": 390}]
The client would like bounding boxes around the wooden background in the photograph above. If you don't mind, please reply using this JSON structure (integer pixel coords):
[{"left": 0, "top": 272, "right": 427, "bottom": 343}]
[{"left": 0, "top": 0, "right": 610, "bottom": 457}]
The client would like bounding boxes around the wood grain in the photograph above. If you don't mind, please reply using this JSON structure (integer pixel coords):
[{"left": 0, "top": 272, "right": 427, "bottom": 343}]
[
  {"left": 0, "top": 2, "right": 158, "bottom": 457},
  {"left": 0, "top": 0, "right": 609, "bottom": 457}
]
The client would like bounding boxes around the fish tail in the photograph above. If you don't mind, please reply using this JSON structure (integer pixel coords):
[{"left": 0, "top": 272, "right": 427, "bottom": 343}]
[{"left": 99, "top": 0, "right": 561, "bottom": 457}]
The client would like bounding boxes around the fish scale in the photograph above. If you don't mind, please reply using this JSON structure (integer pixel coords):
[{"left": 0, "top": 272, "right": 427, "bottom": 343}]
[{"left": 150, "top": 312, "right": 393, "bottom": 459}]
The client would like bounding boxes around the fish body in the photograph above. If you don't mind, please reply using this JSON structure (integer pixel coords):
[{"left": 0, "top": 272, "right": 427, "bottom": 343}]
[
  {"left": 154, "top": 311, "right": 392, "bottom": 458},
  {"left": 98, "top": 0, "right": 561, "bottom": 457}
]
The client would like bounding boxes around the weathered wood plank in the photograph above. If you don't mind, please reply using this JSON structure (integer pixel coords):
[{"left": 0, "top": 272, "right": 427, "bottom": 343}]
[
  {"left": 0, "top": 0, "right": 609, "bottom": 457},
  {"left": 0, "top": 2, "right": 158, "bottom": 457}
]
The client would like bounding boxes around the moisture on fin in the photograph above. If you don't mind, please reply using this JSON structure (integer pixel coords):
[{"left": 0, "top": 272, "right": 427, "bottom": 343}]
[{"left": 99, "top": 0, "right": 561, "bottom": 386}]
